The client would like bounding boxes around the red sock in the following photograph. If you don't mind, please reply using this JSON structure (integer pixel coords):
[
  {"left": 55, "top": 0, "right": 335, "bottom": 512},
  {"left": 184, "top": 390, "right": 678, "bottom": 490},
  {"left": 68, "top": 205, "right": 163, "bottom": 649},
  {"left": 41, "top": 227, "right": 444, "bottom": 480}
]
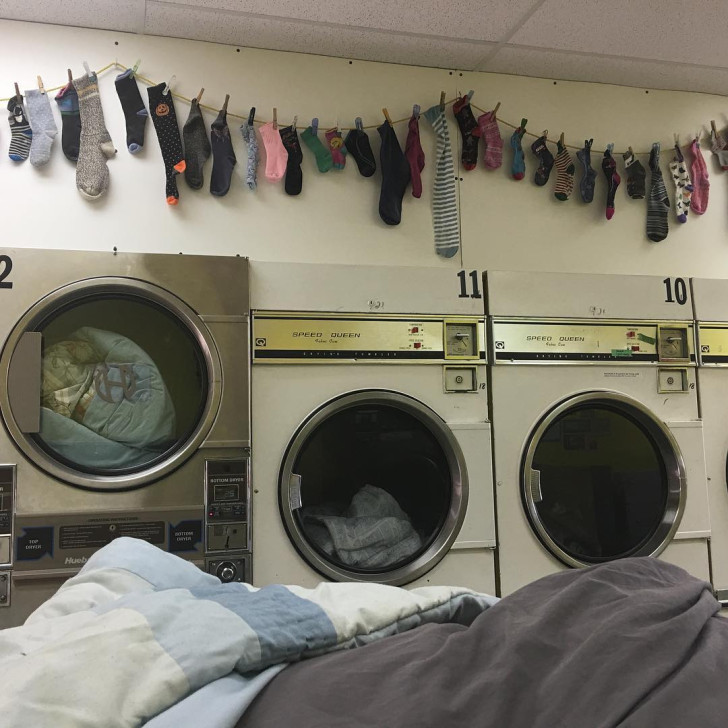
[
  {"left": 325, "top": 128, "right": 347, "bottom": 169},
  {"left": 405, "top": 114, "right": 425, "bottom": 198}
]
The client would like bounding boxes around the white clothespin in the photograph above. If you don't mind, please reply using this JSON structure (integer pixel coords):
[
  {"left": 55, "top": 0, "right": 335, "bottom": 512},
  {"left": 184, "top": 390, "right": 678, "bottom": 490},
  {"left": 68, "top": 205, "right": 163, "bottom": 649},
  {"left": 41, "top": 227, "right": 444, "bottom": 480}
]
[
  {"left": 83, "top": 61, "right": 92, "bottom": 76},
  {"left": 466, "top": 89, "right": 475, "bottom": 101},
  {"left": 37, "top": 76, "right": 45, "bottom": 94},
  {"left": 131, "top": 59, "right": 141, "bottom": 77},
  {"left": 606, "top": 142, "right": 614, "bottom": 155},
  {"left": 163, "top": 75, "right": 176, "bottom": 95},
  {"left": 412, "top": 104, "right": 420, "bottom": 119},
  {"left": 355, "top": 117, "right": 364, "bottom": 131},
  {"left": 292, "top": 115, "right": 298, "bottom": 129}
]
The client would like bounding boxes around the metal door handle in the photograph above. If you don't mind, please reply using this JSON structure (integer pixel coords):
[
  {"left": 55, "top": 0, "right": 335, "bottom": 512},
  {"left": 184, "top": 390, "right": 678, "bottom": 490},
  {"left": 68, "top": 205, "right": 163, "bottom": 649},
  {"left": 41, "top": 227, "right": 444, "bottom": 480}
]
[
  {"left": 8, "top": 331, "right": 41, "bottom": 433},
  {"left": 289, "top": 473, "right": 303, "bottom": 510},
  {"left": 530, "top": 469, "right": 543, "bottom": 503}
]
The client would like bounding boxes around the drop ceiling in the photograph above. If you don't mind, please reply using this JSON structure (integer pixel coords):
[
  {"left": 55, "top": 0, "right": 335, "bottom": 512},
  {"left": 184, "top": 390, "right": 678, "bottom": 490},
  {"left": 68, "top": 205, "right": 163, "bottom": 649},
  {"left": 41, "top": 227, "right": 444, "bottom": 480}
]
[{"left": 2, "top": 0, "right": 726, "bottom": 95}]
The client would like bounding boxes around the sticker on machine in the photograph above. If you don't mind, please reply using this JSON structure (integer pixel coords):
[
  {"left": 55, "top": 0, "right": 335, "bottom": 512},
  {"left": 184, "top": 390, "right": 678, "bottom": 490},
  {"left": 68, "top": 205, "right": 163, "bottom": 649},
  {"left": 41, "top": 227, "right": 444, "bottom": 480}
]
[
  {"left": 603, "top": 371, "right": 642, "bottom": 378},
  {"left": 59, "top": 521, "right": 165, "bottom": 549}
]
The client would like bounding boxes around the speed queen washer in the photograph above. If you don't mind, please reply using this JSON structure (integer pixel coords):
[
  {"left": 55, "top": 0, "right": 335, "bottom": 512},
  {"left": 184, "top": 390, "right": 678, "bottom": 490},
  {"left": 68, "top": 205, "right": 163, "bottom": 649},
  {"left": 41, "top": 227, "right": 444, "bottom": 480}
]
[
  {"left": 250, "top": 262, "right": 496, "bottom": 592},
  {"left": 487, "top": 270, "right": 710, "bottom": 596},
  {"left": 0, "top": 249, "right": 252, "bottom": 627}
]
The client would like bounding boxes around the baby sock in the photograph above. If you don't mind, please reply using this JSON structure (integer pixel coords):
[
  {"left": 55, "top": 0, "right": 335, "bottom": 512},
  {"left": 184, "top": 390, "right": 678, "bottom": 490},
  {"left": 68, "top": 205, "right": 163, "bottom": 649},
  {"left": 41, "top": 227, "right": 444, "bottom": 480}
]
[
  {"left": 259, "top": 122, "right": 288, "bottom": 182},
  {"left": 602, "top": 148, "right": 621, "bottom": 220},
  {"left": 7, "top": 95, "right": 32, "bottom": 162},
  {"left": 378, "top": 122, "right": 411, "bottom": 226},
  {"left": 510, "top": 125, "right": 526, "bottom": 180},
  {"left": 452, "top": 95, "right": 479, "bottom": 171},
  {"left": 647, "top": 143, "right": 670, "bottom": 242},
  {"left": 531, "top": 135, "right": 554, "bottom": 186},
  {"left": 553, "top": 141, "right": 575, "bottom": 201},
  {"left": 344, "top": 127, "right": 376, "bottom": 178},
  {"left": 576, "top": 139, "right": 597, "bottom": 202},
  {"left": 147, "top": 82, "right": 186, "bottom": 205},
  {"left": 182, "top": 99, "right": 211, "bottom": 190},
  {"left": 55, "top": 83, "right": 81, "bottom": 162},
  {"left": 622, "top": 151, "right": 646, "bottom": 199},
  {"left": 325, "top": 128, "right": 347, "bottom": 169},
  {"left": 405, "top": 114, "right": 425, "bottom": 198},
  {"left": 240, "top": 120, "right": 259, "bottom": 190},
  {"left": 301, "top": 126, "right": 332, "bottom": 173},
  {"left": 73, "top": 73, "right": 116, "bottom": 200},
  {"left": 25, "top": 88, "right": 57, "bottom": 167},
  {"left": 114, "top": 68, "right": 148, "bottom": 154},
  {"left": 279, "top": 124, "right": 303, "bottom": 196},
  {"left": 710, "top": 127, "right": 728, "bottom": 170},
  {"left": 475, "top": 110, "right": 503, "bottom": 169},
  {"left": 210, "top": 107, "right": 236, "bottom": 197},
  {"left": 690, "top": 138, "right": 709, "bottom": 215},
  {"left": 669, "top": 148, "right": 692, "bottom": 224}
]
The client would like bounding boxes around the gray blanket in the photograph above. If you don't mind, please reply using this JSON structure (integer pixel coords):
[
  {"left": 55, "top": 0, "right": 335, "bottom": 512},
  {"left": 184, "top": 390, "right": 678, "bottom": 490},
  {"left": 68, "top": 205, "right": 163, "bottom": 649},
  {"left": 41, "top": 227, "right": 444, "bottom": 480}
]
[{"left": 238, "top": 558, "right": 727, "bottom": 728}]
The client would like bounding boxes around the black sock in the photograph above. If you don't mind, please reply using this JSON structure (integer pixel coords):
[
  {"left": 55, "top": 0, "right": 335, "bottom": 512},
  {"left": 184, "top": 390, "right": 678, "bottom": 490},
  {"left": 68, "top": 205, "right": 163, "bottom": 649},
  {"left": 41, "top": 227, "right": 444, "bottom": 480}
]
[
  {"left": 210, "top": 108, "right": 236, "bottom": 197},
  {"left": 453, "top": 96, "right": 479, "bottom": 171},
  {"left": 344, "top": 127, "right": 376, "bottom": 177},
  {"left": 279, "top": 125, "right": 303, "bottom": 196},
  {"left": 147, "top": 83, "right": 186, "bottom": 205},
  {"left": 182, "top": 99, "right": 211, "bottom": 190},
  {"left": 576, "top": 139, "right": 597, "bottom": 202},
  {"left": 531, "top": 135, "right": 554, "bottom": 186},
  {"left": 623, "top": 151, "right": 646, "bottom": 199},
  {"left": 378, "top": 122, "right": 411, "bottom": 225},
  {"left": 54, "top": 83, "right": 81, "bottom": 162},
  {"left": 115, "top": 69, "right": 148, "bottom": 154}
]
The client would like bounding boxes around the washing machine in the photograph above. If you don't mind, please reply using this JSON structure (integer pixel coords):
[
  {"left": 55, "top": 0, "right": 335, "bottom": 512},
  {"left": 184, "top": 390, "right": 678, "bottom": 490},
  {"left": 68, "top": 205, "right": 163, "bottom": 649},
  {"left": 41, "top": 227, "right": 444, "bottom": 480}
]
[
  {"left": 250, "top": 262, "right": 496, "bottom": 592},
  {"left": 487, "top": 270, "right": 711, "bottom": 596},
  {"left": 0, "top": 248, "right": 252, "bottom": 627}
]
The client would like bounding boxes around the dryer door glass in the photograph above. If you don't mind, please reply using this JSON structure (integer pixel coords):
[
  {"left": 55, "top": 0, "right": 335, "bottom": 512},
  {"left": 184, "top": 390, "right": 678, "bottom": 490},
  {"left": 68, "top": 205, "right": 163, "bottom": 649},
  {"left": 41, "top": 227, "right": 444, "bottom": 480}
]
[{"left": 525, "top": 399, "right": 680, "bottom": 566}]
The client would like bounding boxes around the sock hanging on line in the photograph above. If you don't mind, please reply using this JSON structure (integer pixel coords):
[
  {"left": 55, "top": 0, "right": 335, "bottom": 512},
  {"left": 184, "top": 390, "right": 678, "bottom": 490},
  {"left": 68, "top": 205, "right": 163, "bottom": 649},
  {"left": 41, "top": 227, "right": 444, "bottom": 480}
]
[
  {"left": 210, "top": 106, "right": 236, "bottom": 197},
  {"left": 55, "top": 82, "right": 81, "bottom": 163},
  {"left": 147, "top": 82, "right": 186, "bottom": 205},
  {"left": 622, "top": 150, "right": 646, "bottom": 199},
  {"left": 602, "top": 147, "right": 620, "bottom": 220},
  {"left": 510, "top": 124, "right": 526, "bottom": 181},
  {"left": 423, "top": 104, "right": 459, "bottom": 258},
  {"left": 74, "top": 73, "right": 116, "bottom": 200},
  {"left": 325, "top": 128, "right": 347, "bottom": 169},
  {"left": 531, "top": 135, "right": 554, "bottom": 186},
  {"left": 475, "top": 110, "right": 502, "bottom": 169},
  {"left": 344, "top": 124, "right": 376, "bottom": 178},
  {"left": 452, "top": 95, "right": 479, "bottom": 171},
  {"left": 553, "top": 140, "right": 575, "bottom": 201},
  {"left": 576, "top": 139, "right": 597, "bottom": 203},
  {"left": 378, "top": 121, "right": 411, "bottom": 226},
  {"left": 182, "top": 98, "right": 211, "bottom": 190},
  {"left": 240, "top": 119, "right": 259, "bottom": 190},
  {"left": 114, "top": 68, "right": 148, "bottom": 154},
  {"left": 710, "top": 126, "right": 728, "bottom": 170},
  {"left": 25, "top": 88, "right": 57, "bottom": 167},
  {"left": 301, "top": 126, "right": 332, "bottom": 173},
  {"left": 647, "top": 143, "right": 670, "bottom": 242},
  {"left": 669, "top": 147, "right": 692, "bottom": 224},
  {"left": 690, "top": 137, "right": 709, "bottom": 215},
  {"left": 259, "top": 122, "right": 288, "bottom": 182},
  {"left": 405, "top": 114, "right": 425, "bottom": 198},
  {"left": 279, "top": 124, "right": 303, "bottom": 196},
  {"left": 7, "top": 95, "right": 32, "bottom": 162}
]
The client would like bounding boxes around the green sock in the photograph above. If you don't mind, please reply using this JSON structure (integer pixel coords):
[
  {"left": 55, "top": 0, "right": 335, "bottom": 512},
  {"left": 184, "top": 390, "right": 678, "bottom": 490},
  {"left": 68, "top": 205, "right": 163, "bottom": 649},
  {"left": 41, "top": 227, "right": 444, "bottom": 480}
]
[{"left": 301, "top": 126, "right": 333, "bottom": 173}]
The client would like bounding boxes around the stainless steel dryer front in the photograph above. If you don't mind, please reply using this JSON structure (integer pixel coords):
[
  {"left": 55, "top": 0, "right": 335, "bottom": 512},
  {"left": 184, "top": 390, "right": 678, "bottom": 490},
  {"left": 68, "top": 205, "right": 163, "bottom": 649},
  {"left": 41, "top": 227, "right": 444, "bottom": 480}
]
[{"left": 0, "top": 249, "right": 252, "bottom": 626}]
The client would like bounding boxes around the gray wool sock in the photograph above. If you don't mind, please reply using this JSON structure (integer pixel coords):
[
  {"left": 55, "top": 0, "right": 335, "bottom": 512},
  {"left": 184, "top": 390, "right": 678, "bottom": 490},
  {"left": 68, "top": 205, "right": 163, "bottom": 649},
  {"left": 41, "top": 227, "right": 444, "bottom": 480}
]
[
  {"left": 25, "top": 89, "right": 57, "bottom": 167},
  {"left": 240, "top": 121, "right": 258, "bottom": 190},
  {"left": 183, "top": 99, "right": 211, "bottom": 190},
  {"left": 73, "top": 73, "right": 116, "bottom": 200}
]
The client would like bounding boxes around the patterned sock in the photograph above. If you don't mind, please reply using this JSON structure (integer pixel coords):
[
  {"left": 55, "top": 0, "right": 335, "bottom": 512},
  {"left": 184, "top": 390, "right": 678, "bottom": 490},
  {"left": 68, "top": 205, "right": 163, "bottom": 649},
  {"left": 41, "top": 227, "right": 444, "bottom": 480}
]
[
  {"left": 452, "top": 95, "right": 479, "bottom": 171},
  {"left": 344, "top": 127, "right": 376, "bottom": 178},
  {"left": 114, "top": 69, "right": 148, "bottom": 154},
  {"left": 54, "top": 83, "right": 81, "bottom": 162},
  {"left": 531, "top": 135, "right": 554, "bottom": 186},
  {"left": 25, "top": 89, "right": 57, "bottom": 167},
  {"left": 510, "top": 125, "right": 526, "bottom": 180},
  {"left": 182, "top": 99, "right": 211, "bottom": 190},
  {"left": 279, "top": 125, "right": 303, "bottom": 196},
  {"left": 647, "top": 143, "right": 669, "bottom": 242},
  {"left": 209, "top": 107, "right": 236, "bottom": 197},
  {"left": 576, "top": 139, "right": 597, "bottom": 202},
  {"left": 240, "top": 121, "right": 259, "bottom": 190},
  {"left": 147, "top": 82, "right": 186, "bottom": 205},
  {"left": 73, "top": 73, "right": 116, "bottom": 200},
  {"left": 301, "top": 126, "right": 332, "bottom": 173},
  {"left": 602, "top": 148, "right": 621, "bottom": 220},
  {"left": 690, "top": 138, "right": 709, "bottom": 215},
  {"left": 325, "top": 128, "right": 346, "bottom": 170},
  {"left": 404, "top": 114, "right": 425, "bottom": 198},
  {"left": 259, "top": 122, "right": 288, "bottom": 182},
  {"left": 622, "top": 151, "right": 646, "bottom": 199},
  {"left": 475, "top": 111, "right": 502, "bottom": 169},
  {"left": 378, "top": 122, "right": 411, "bottom": 226},
  {"left": 553, "top": 141, "right": 575, "bottom": 201},
  {"left": 7, "top": 96, "right": 32, "bottom": 162},
  {"left": 423, "top": 105, "right": 459, "bottom": 258},
  {"left": 669, "top": 149, "right": 692, "bottom": 224},
  {"left": 710, "top": 127, "right": 728, "bottom": 170}
]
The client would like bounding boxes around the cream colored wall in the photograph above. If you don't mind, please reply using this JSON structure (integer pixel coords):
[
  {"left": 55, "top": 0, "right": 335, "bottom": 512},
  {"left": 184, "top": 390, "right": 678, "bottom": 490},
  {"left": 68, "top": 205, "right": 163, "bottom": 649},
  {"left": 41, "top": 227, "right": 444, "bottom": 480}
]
[{"left": 1, "top": 19, "right": 726, "bottom": 278}]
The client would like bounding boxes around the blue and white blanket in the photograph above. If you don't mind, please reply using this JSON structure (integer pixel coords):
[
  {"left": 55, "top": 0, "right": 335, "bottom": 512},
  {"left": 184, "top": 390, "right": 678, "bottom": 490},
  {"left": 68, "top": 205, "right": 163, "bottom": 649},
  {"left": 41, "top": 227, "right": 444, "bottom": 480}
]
[{"left": 0, "top": 538, "right": 497, "bottom": 728}]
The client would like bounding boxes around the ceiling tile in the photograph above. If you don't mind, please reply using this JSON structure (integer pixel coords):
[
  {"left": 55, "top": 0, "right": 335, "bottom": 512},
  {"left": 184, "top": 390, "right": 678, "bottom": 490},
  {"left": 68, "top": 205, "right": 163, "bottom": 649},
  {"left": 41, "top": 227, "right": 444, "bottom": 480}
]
[
  {"left": 156, "top": 0, "right": 538, "bottom": 42},
  {"left": 510, "top": 0, "right": 728, "bottom": 68},
  {"left": 144, "top": 3, "right": 493, "bottom": 69},
  {"left": 0, "top": 0, "right": 145, "bottom": 33}
]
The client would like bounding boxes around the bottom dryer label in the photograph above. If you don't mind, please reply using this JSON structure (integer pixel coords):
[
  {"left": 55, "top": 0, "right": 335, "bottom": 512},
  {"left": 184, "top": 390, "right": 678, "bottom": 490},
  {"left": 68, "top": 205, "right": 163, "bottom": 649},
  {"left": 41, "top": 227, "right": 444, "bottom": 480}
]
[
  {"left": 169, "top": 520, "right": 203, "bottom": 553},
  {"left": 59, "top": 521, "right": 165, "bottom": 549}
]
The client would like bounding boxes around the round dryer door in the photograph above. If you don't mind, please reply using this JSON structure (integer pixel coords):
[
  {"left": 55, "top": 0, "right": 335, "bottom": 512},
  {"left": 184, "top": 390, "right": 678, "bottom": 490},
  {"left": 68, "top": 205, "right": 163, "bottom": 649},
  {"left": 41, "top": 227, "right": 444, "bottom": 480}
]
[
  {"left": 279, "top": 390, "right": 468, "bottom": 585},
  {"left": 0, "top": 278, "right": 221, "bottom": 490},
  {"left": 522, "top": 392, "right": 685, "bottom": 568}
]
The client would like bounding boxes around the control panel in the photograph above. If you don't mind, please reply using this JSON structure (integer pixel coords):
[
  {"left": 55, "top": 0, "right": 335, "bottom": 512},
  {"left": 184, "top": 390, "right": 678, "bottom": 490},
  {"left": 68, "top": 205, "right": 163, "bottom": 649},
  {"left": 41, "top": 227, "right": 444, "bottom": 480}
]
[{"left": 0, "top": 466, "right": 13, "bottom": 608}]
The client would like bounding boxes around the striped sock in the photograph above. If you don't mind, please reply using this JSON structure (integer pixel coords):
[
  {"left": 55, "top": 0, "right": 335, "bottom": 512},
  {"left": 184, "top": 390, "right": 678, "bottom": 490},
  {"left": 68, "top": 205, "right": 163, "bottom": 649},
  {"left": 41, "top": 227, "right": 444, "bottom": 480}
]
[
  {"left": 7, "top": 96, "right": 32, "bottom": 162},
  {"left": 423, "top": 104, "right": 459, "bottom": 258},
  {"left": 553, "top": 142, "right": 575, "bottom": 201},
  {"left": 647, "top": 143, "right": 669, "bottom": 242},
  {"left": 689, "top": 138, "right": 709, "bottom": 215}
]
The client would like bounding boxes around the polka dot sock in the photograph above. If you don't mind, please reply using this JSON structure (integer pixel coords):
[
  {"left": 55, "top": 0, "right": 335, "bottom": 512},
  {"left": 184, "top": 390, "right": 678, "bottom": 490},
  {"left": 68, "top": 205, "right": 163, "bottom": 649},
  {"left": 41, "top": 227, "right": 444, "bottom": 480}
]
[
  {"left": 669, "top": 146, "right": 693, "bottom": 224},
  {"left": 452, "top": 95, "right": 479, "bottom": 171},
  {"left": 147, "top": 82, "right": 186, "bottom": 205}
]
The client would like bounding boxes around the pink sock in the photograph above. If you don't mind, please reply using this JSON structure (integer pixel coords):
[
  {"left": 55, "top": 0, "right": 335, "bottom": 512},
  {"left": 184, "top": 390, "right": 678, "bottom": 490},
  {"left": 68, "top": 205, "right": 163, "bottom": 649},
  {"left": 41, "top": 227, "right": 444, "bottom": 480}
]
[
  {"left": 325, "top": 128, "right": 346, "bottom": 169},
  {"left": 259, "top": 122, "right": 288, "bottom": 182},
  {"left": 405, "top": 115, "right": 425, "bottom": 198},
  {"left": 690, "top": 138, "right": 709, "bottom": 215},
  {"left": 476, "top": 111, "right": 503, "bottom": 169}
]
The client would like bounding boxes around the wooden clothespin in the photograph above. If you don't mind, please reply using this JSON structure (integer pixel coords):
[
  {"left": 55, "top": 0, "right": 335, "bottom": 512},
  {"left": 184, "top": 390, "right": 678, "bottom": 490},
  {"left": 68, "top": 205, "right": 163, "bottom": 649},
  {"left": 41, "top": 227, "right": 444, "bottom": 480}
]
[
  {"left": 711, "top": 120, "right": 718, "bottom": 136},
  {"left": 382, "top": 107, "right": 393, "bottom": 126},
  {"left": 13, "top": 82, "right": 21, "bottom": 101},
  {"left": 412, "top": 104, "right": 420, "bottom": 119},
  {"left": 673, "top": 132, "right": 680, "bottom": 146},
  {"left": 273, "top": 108, "right": 277, "bottom": 129},
  {"left": 131, "top": 59, "right": 141, "bottom": 77},
  {"left": 628, "top": 145, "right": 634, "bottom": 155},
  {"left": 559, "top": 131, "right": 564, "bottom": 146},
  {"left": 439, "top": 91, "right": 446, "bottom": 111},
  {"left": 292, "top": 115, "right": 298, "bottom": 129},
  {"left": 336, "top": 118, "right": 341, "bottom": 133},
  {"left": 37, "top": 76, "right": 45, "bottom": 94},
  {"left": 493, "top": 101, "right": 501, "bottom": 116},
  {"left": 248, "top": 107, "right": 256, "bottom": 126},
  {"left": 67, "top": 68, "right": 73, "bottom": 84},
  {"left": 311, "top": 117, "right": 318, "bottom": 135},
  {"left": 162, "top": 75, "right": 176, "bottom": 95},
  {"left": 222, "top": 94, "right": 230, "bottom": 113},
  {"left": 541, "top": 129, "right": 548, "bottom": 139},
  {"left": 195, "top": 87, "right": 205, "bottom": 104}
]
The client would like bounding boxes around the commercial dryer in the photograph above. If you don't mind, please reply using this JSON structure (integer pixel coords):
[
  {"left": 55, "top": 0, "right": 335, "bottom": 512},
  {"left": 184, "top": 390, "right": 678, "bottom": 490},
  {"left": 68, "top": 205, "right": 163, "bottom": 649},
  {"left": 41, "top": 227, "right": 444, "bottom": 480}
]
[
  {"left": 0, "top": 249, "right": 251, "bottom": 627},
  {"left": 250, "top": 262, "right": 496, "bottom": 592},
  {"left": 486, "top": 270, "right": 710, "bottom": 595}
]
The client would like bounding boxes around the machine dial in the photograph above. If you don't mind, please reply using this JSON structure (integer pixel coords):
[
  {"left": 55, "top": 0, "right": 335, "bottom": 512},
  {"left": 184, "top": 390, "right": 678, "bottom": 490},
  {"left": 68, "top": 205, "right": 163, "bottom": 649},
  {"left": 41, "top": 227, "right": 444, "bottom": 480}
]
[
  {"left": 657, "top": 326, "right": 689, "bottom": 362},
  {"left": 216, "top": 561, "right": 237, "bottom": 582},
  {"left": 444, "top": 322, "right": 478, "bottom": 358}
]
